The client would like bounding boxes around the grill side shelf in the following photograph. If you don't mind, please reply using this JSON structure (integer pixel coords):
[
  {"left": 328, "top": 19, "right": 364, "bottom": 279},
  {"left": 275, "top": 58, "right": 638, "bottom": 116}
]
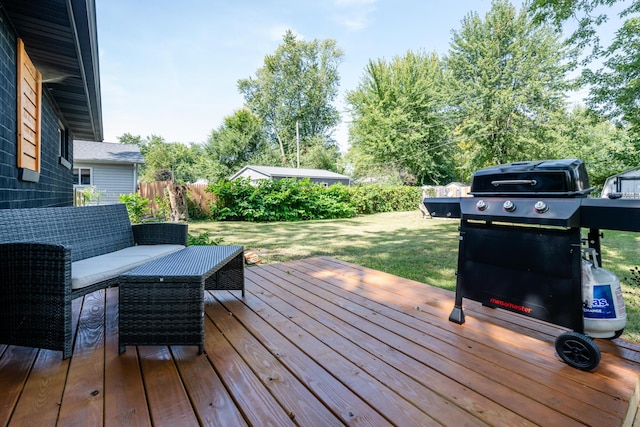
[
  {"left": 422, "top": 198, "right": 462, "bottom": 219},
  {"left": 581, "top": 198, "right": 640, "bottom": 232}
]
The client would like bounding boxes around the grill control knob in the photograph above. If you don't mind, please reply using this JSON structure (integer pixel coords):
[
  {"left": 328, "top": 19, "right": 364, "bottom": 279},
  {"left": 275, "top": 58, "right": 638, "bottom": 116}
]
[
  {"left": 534, "top": 201, "right": 548, "bottom": 213},
  {"left": 503, "top": 200, "right": 516, "bottom": 212},
  {"left": 476, "top": 200, "right": 488, "bottom": 211}
]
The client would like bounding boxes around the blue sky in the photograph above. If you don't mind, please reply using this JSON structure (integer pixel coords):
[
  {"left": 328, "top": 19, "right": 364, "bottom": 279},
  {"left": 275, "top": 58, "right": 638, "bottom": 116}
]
[{"left": 96, "top": 0, "right": 523, "bottom": 149}]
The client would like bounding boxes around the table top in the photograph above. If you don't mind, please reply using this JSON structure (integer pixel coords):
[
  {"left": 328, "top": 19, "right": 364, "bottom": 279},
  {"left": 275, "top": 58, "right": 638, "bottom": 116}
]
[{"left": 121, "top": 245, "right": 244, "bottom": 279}]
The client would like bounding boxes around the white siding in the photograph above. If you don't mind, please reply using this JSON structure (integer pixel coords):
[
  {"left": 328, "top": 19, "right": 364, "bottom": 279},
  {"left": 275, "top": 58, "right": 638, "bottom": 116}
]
[
  {"left": 75, "top": 162, "right": 136, "bottom": 204},
  {"left": 236, "top": 169, "right": 270, "bottom": 185}
]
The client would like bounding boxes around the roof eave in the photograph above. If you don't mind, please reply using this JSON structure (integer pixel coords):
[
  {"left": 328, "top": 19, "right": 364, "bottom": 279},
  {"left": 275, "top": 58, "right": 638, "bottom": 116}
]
[{"left": 2, "top": 0, "right": 103, "bottom": 141}]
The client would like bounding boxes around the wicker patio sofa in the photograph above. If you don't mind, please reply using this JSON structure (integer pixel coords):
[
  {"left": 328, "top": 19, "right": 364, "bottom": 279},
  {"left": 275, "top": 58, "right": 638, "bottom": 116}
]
[{"left": 0, "top": 204, "right": 187, "bottom": 359}]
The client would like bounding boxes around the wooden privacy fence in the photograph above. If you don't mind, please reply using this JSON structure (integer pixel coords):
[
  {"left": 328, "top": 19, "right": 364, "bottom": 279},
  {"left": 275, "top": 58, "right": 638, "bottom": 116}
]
[{"left": 138, "top": 181, "right": 216, "bottom": 214}]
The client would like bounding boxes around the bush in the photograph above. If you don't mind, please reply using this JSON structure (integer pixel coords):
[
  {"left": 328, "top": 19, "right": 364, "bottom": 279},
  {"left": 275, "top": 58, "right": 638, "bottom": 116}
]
[
  {"left": 188, "top": 230, "right": 224, "bottom": 246},
  {"left": 348, "top": 184, "right": 421, "bottom": 215},
  {"left": 119, "top": 193, "right": 150, "bottom": 224},
  {"left": 205, "top": 178, "right": 420, "bottom": 222}
]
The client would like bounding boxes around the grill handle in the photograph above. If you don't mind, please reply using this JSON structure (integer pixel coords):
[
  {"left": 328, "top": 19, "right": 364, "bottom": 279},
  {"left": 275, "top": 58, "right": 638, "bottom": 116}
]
[{"left": 491, "top": 179, "right": 537, "bottom": 187}]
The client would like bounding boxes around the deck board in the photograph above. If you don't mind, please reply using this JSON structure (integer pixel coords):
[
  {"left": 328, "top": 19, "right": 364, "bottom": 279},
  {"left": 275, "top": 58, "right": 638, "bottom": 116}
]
[
  {"left": 103, "top": 287, "right": 151, "bottom": 426},
  {"left": 0, "top": 257, "right": 638, "bottom": 426},
  {"left": 291, "top": 257, "right": 631, "bottom": 422}
]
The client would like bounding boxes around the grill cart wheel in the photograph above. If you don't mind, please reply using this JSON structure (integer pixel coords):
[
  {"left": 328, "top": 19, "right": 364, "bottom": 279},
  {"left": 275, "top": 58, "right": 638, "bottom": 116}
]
[{"left": 555, "top": 331, "right": 601, "bottom": 371}]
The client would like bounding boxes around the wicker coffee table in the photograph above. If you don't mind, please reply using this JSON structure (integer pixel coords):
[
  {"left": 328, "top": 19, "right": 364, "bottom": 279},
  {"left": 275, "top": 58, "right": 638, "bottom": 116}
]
[{"left": 118, "top": 245, "right": 244, "bottom": 354}]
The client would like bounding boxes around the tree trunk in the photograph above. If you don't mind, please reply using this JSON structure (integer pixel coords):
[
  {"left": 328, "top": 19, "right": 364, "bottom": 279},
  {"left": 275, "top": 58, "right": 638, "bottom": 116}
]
[{"left": 167, "top": 183, "right": 189, "bottom": 222}]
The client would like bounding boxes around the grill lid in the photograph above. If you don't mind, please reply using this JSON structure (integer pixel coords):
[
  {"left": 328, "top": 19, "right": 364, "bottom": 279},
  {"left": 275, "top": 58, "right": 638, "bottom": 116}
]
[{"left": 470, "top": 159, "right": 593, "bottom": 197}]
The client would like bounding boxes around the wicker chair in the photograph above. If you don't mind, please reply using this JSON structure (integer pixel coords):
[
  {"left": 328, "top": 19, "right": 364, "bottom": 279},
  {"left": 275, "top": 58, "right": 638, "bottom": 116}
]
[{"left": 0, "top": 204, "right": 187, "bottom": 359}]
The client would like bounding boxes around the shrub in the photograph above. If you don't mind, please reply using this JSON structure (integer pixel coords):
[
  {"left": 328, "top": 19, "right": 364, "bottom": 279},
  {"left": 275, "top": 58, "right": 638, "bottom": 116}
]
[
  {"left": 153, "top": 193, "right": 171, "bottom": 221},
  {"left": 348, "top": 184, "right": 420, "bottom": 215},
  {"left": 206, "top": 178, "right": 356, "bottom": 222},
  {"left": 205, "top": 178, "right": 420, "bottom": 222},
  {"left": 188, "top": 230, "right": 224, "bottom": 246},
  {"left": 119, "top": 193, "right": 150, "bottom": 224}
]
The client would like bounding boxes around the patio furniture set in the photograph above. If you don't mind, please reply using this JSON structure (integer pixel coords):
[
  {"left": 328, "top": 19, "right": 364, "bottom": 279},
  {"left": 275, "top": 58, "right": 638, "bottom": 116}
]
[{"left": 0, "top": 204, "right": 244, "bottom": 359}]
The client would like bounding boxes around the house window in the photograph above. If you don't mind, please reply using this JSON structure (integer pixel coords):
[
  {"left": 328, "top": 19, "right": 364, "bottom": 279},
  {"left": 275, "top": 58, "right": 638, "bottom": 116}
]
[
  {"left": 16, "top": 38, "right": 42, "bottom": 178},
  {"left": 58, "top": 123, "right": 71, "bottom": 169},
  {"left": 73, "top": 168, "right": 92, "bottom": 185}
]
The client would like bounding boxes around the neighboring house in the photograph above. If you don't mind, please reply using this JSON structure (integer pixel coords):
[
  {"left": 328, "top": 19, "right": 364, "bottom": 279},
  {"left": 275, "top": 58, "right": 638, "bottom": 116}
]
[
  {"left": 73, "top": 141, "right": 144, "bottom": 204},
  {"left": 601, "top": 167, "right": 640, "bottom": 199},
  {"left": 0, "top": 0, "right": 102, "bottom": 209},
  {"left": 230, "top": 165, "right": 350, "bottom": 186}
]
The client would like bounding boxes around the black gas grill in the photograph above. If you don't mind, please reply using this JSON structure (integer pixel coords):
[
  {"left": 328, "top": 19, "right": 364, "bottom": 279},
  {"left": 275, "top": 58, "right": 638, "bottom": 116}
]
[{"left": 423, "top": 159, "right": 640, "bottom": 370}]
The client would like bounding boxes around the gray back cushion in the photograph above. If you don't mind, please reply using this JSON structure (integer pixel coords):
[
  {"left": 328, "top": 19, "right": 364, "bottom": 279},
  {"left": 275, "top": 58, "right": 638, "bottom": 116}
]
[{"left": 0, "top": 204, "right": 135, "bottom": 262}]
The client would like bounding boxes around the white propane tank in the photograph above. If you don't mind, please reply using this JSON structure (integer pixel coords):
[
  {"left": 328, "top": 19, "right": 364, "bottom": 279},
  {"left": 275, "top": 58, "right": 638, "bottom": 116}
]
[{"left": 581, "top": 248, "right": 627, "bottom": 338}]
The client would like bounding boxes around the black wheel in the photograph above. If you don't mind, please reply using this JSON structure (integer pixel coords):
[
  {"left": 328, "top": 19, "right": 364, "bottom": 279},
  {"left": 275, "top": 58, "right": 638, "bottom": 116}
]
[
  {"left": 607, "top": 329, "right": 624, "bottom": 340},
  {"left": 555, "top": 331, "right": 601, "bottom": 371}
]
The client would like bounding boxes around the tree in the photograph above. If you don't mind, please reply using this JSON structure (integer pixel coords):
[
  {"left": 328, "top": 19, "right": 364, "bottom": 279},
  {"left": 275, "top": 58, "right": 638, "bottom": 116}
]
[
  {"left": 531, "top": 1, "right": 640, "bottom": 136},
  {"left": 585, "top": 16, "right": 640, "bottom": 135},
  {"left": 118, "top": 134, "right": 206, "bottom": 183},
  {"left": 118, "top": 133, "right": 143, "bottom": 145},
  {"left": 237, "top": 30, "right": 343, "bottom": 167},
  {"left": 346, "top": 51, "right": 455, "bottom": 185},
  {"left": 549, "top": 107, "right": 636, "bottom": 187},
  {"left": 447, "top": 0, "right": 574, "bottom": 180},
  {"left": 205, "top": 109, "right": 276, "bottom": 180},
  {"left": 299, "top": 136, "right": 342, "bottom": 171}
]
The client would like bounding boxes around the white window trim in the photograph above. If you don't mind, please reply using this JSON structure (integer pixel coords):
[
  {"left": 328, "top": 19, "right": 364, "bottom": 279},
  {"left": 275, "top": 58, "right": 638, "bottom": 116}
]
[{"left": 73, "top": 167, "right": 93, "bottom": 187}]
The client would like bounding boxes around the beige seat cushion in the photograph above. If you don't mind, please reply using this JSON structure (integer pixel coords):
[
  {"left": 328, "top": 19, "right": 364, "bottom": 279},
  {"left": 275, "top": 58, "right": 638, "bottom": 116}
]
[{"left": 71, "top": 244, "right": 185, "bottom": 289}]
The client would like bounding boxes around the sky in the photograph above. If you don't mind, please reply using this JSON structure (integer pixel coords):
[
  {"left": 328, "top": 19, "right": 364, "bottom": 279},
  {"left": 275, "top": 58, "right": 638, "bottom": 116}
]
[{"left": 95, "top": 0, "right": 525, "bottom": 150}]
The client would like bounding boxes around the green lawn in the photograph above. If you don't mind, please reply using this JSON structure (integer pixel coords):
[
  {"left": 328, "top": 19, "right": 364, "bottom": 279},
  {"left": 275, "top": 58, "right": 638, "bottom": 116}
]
[{"left": 189, "top": 210, "right": 640, "bottom": 342}]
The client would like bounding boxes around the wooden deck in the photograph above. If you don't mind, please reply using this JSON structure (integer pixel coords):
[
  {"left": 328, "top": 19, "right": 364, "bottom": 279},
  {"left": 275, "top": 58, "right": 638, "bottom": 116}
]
[{"left": 1, "top": 257, "right": 639, "bottom": 426}]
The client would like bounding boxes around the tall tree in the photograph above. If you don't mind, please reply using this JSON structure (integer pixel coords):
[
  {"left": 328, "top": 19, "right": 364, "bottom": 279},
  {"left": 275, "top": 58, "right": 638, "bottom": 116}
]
[
  {"left": 205, "top": 109, "right": 278, "bottom": 180},
  {"left": 118, "top": 134, "right": 205, "bottom": 183},
  {"left": 549, "top": 106, "right": 636, "bottom": 187},
  {"left": 346, "top": 51, "right": 455, "bottom": 185},
  {"left": 531, "top": 1, "right": 640, "bottom": 136},
  {"left": 237, "top": 30, "right": 343, "bottom": 167},
  {"left": 118, "top": 133, "right": 143, "bottom": 145},
  {"left": 447, "top": 0, "right": 573, "bottom": 180}
]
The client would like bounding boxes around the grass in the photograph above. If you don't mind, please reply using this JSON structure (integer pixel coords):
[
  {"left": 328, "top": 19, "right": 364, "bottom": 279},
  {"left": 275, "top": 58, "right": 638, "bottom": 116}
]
[{"left": 189, "top": 210, "right": 640, "bottom": 342}]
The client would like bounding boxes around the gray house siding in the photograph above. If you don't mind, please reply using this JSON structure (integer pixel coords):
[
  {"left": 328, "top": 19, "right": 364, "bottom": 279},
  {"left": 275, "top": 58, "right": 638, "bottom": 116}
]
[{"left": 75, "top": 162, "right": 137, "bottom": 204}]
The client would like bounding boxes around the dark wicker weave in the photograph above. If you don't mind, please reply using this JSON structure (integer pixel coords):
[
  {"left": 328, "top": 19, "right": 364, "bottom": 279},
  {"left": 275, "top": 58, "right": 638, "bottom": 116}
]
[
  {"left": 118, "top": 245, "right": 245, "bottom": 354},
  {"left": 0, "top": 204, "right": 188, "bottom": 359}
]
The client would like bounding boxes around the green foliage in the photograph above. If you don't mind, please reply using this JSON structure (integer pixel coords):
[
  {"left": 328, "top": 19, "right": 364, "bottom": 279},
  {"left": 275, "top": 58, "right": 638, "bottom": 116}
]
[
  {"left": 448, "top": 0, "right": 574, "bottom": 180},
  {"left": 207, "top": 178, "right": 356, "bottom": 222},
  {"left": 205, "top": 109, "right": 274, "bottom": 181},
  {"left": 238, "top": 30, "right": 344, "bottom": 167},
  {"left": 346, "top": 51, "right": 455, "bottom": 185},
  {"left": 299, "top": 137, "right": 342, "bottom": 171},
  {"left": 153, "top": 193, "right": 171, "bottom": 221},
  {"left": 549, "top": 107, "right": 637, "bottom": 189},
  {"left": 205, "top": 178, "right": 419, "bottom": 222},
  {"left": 119, "top": 193, "right": 150, "bottom": 224},
  {"left": 118, "top": 133, "right": 207, "bottom": 183},
  {"left": 531, "top": 1, "right": 640, "bottom": 136},
  {"left": 118, "top": 132, "right": 144, "bottom": 145},
  {"left": 348, "top": 184, "right": 421, "bottom": 215},
  {"left": 186, "top": 190, "right": 210, "bottom": 221},
  {"left": 585, "top": 16, "right": 640, "bottom": 136},
  {"left": 187, "top": 230, "right": 224, "bottom": 246},
  {"left": 79, "top": 186, "right": 104, "bottom": 205}
]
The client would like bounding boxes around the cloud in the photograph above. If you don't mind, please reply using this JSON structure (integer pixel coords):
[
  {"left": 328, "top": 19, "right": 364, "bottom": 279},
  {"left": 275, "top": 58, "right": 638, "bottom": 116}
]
[{"left": 332, "top": 0, "right": 378, "bottom": 31}]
